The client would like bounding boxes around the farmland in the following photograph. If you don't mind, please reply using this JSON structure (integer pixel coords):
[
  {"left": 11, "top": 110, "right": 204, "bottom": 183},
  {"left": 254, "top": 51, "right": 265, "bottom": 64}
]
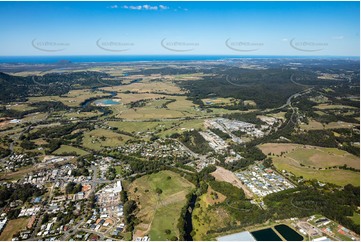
[
  {"left": 82, "top": 129, "right": 132, "bottom": 150},
  {"left": 52, "top": 145, "right": 89, "bottom": 156},
  {"left": 259, "top": 143, "right": 360, "bottom": 186},
  {"left": 127, "top": 170, "right": 195, "bottom": 241}
]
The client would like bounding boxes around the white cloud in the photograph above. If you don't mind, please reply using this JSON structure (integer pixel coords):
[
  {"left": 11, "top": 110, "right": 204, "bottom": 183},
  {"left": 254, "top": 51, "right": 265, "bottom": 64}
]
[
  {"left": 109, "top": 5, "right": 118, "bottom": 9},
  {"left": 281, "top": 38, "right": 288, "bottom": 42},
  {"left": 119, "top": 4, "right": 169, "bottom": 11},
  {"left": 159, "top": 5, "right": 169, "bottom": 10}
]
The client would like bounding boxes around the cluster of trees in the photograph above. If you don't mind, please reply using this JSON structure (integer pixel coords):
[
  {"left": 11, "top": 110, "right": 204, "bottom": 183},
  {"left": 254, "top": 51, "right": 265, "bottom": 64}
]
[
  {"left": 264, "top": 184, "right": 360, "bottom": 233},
  {"left": 0, "top": 183, "right": 45, "bottom": 207},
  {"left": 65, "top": 182, "right": 82, "bottom": 194},
  {"left": 123, "top": 195, "right": 138, "bottom": 233},
  {"left": 71, "top": 167, "right": 90, "bottom": 177},
  {"left": 106, "top": 166, "right": 116, "bottom": 180},
  {"left": 210, "top": 128, "right": 230, "bottom": 140},
  {"left": 223, "top": 111, "right": 265, "bottom": 126},
  {"left": 0, "top": 147, "right": 11, "bottom": 158},
  {"left": 0, "top": 71, "right": 117, "bottom": 103},
  {"left": 179, "top": 130, "right": 213, "bottom": 155},
  {"left": 179, "top": 68, "right": 305, "bottom": 109}
]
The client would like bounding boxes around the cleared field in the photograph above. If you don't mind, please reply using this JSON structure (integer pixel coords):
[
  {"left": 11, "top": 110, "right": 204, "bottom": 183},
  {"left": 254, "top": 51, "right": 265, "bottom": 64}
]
[
  {"left": 53, "top": 145, "right": 89, "bottom": 156},
  {"left": 64, "top": 111, "right": 101, "bottom": 119},
  {"left": 315, "top": 104, "right": 357, "bottom": 110},
  {"left": 5, "top": 103, "right": 36, "bottom": 112},
  {"left": 102, "top": 81, "right": 185, "bottom": 95},
  {"left": 259, "top": 143, "right": 360, "bottom": 169},
  {"left": 300, "top": 119, "right": 358, "bottom": 130},
  {"left": 115, "top": 96, "right": 202, "bottom": 120},
  {"left": 265, "top": 111, "right": 287, "bottom": 120},
  {"left": 272, "top": 157, "right": 360, "bottom": 186},
  {"left": 201, "top": 97, "right": 235, "bottom": 106},
  {"left": 128, "top": 170, "right": 194, "bottom": 241},
  {"left": 21, "top": 112, "right": 47, "bottom": 123},
  {"left": 168, "top": 73, "right": 212, "bottom": 81},
  {"left": 259, "top": 143, "right": 360, "bottom": 186},
  {"left": 108, "top": 119, "right": 204, "bottom": 138},
  {"left": 0, "top": 218, "right": 29, "bottom": 241},
  {"left": 192, "top": 187, "right": 230, "bottom": 241},
  {"left": 113, "top": 93, "right": 166, "bottom": 104},
  {"left": 82, "top": 129, "right": 132, "bottom": 150},
  {"left": 244, "top": 100, "right": 257, "bottom": 107},
  {"left": 29, "top": 89, "right": 106, "bottom": 107},
  {"left": 108, "top": 121, "right": 173, "bottom": 134},
  {"left": 211, "top": 166, "right": 253, "bottom": 199}
]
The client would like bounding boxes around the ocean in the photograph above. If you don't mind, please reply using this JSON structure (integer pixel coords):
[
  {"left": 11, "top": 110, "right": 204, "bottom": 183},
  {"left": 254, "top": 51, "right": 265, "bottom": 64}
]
[{"left": 0, "top": 55, "right": 355, "bottom": 64}]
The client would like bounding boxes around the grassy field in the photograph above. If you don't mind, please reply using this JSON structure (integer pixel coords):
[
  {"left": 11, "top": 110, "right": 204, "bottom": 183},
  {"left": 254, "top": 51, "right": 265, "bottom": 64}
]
[
  {"left": 259, "top": 143, "right": 360, "bottom": 186},
  {"left": 102, "top": 80, "right": 185, "bottom": 95},
  {"left": 315, "top": 104, "right": 357, "bottom": 110},
  {"left": 259, "top": 143, "right": 360, "bottom": 169},
  {"left": 107, "top": 119, "right": 205, "bottom": 138},
  {"left": 64, "top": 111, "right": 102, "bottom": 119},
  {"left": 53, "top": 145, "right": 89, "bottom": 156},
  {"left": 29, "top": 89, "right": 106, "bottom": 107},
  {"left": 82, "top": 129, "right": 132, "bottom": 151},
  {"left": 192, "top": 187, "right": 230, "bottom": 240},
  {"left": 108, "top": 95, "right": 199, "bottom": 120},
  {"left": 5, "top": 103, "right": 36, "bottom": 112},
  {"left": 348, "top": 213, "right": 360, "bottom": 225},
  {"left": 201, "top": 97, "right": 235, "bottom": 106},
  {"left": 300, "top": 119, "right": 358, "bottom": 130},
  {"left": 0, "top": 218, "right": 29, "bottom": 241},
  {"left": 128, "top": 170, "right": 195, "bottom": 241}
]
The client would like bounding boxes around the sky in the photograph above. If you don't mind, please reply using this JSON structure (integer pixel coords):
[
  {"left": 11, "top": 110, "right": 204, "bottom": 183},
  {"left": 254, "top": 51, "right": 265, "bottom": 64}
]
[{"left": 0, "top": 1, "right": 359, "bottom": 56}]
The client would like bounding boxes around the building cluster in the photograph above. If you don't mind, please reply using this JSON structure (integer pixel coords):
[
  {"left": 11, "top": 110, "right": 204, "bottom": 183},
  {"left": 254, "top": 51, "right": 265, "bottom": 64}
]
[
  {"left": 0, "top": 153, "right": 35, "bottom": 172},
  {"left": 306, "top": 215, "right": 360, "bottom": 241},
  {"left": 236, "top": 165, "right": 295, "bottom": 197},
  {"left": 204, "top": 118, "right": 264, "bottom": 144},
  {"left": 116, "top": 139, "right": 190, "bottom": 159},
  {"left": 135, "top": 236, "right": 150, "bottom": 241},
  {"left": 24, "top": 163, "right": 92, "bottom": 194},
  {"left": 96, "top": 181, "right": 123, "bottom": 219},
  {"left": 18, "top": 206, "right": 41, "bottom": 217},
  {"left": 199, "top": 130, "right": 228, "bottom": 152}
]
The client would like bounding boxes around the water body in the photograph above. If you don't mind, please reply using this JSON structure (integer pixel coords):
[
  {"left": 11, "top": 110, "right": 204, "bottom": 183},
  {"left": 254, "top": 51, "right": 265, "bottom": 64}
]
[
  {"left": 274, "top": 224, "right": 303, "bottom": 241},
  {"left": 251, "top": 228, "right": 282, "bottom": 241},
  {"left": 0, "top": 55, "right": 347, "bottom": 64},
  {"left": 94, "top": 99, "right": 120, "bottom": 106},
  {"left": 183, "top": 194, "right": 197, "bottom": 241}
]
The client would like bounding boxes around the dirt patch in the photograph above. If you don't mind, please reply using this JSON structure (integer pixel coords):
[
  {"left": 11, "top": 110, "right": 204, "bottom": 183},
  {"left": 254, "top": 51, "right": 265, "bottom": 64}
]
[
  {"left": 0, "top": 218, "right": 29, "bottom": 241},
  {"left": 0, "top": 118, "right": 10, "bottom": 128},
  {"left": 211, "top": 166, "right": 253, "bottom": 199}
]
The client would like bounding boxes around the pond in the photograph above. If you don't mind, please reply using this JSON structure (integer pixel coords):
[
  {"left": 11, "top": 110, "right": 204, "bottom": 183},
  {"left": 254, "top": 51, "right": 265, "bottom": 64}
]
[
  {"left": 274, "top": 224, "right": 303, "bottom": 241},
  {"left": 251, "top": 228, "right": 282, "bottom": 241},
  {"left": 94, "top": 99, "right": 120, "bottom": 106}
]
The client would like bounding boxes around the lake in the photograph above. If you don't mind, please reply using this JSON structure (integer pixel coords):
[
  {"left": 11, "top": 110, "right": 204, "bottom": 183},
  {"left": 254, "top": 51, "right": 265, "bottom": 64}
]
[{"left": 94, "top": 99, "right": 120, "bottom": 106}]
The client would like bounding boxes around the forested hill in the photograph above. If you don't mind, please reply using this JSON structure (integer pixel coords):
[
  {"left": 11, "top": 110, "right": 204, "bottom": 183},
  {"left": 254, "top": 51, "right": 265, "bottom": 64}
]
[
  {"left": 0, "top": 71, "right": 121, "bottom": 103},
  {"left": 0, "top": 72, "right": 30, "bottom": 103}
]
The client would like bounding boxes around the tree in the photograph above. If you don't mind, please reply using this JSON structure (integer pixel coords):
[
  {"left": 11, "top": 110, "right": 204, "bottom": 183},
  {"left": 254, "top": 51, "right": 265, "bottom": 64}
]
[{"left": 156, "top": 188, "right": 163, "bottom": 195}]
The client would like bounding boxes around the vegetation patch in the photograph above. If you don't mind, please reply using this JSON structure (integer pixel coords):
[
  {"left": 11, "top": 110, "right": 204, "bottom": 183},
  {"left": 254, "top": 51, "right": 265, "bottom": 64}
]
[{"left": 128, "top": 170, "right": 195, "bottom": 241}]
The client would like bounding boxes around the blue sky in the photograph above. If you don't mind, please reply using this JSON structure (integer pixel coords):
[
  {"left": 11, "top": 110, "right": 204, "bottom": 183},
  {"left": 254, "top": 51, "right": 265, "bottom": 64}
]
[{"left": 0, "top": 1, "right": 359, "bottom": 56}]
